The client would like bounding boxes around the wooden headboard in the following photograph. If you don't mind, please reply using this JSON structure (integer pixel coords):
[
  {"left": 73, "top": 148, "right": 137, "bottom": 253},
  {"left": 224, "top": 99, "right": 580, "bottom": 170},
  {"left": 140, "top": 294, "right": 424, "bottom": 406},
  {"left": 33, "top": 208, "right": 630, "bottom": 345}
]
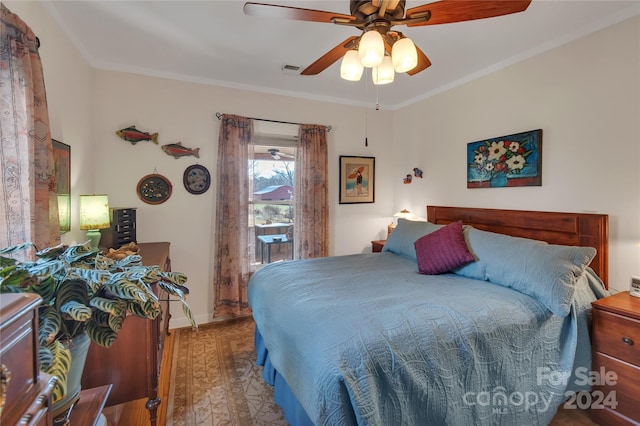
[{"left": 426, "top": 206, "right": 609, "bottom": 288}]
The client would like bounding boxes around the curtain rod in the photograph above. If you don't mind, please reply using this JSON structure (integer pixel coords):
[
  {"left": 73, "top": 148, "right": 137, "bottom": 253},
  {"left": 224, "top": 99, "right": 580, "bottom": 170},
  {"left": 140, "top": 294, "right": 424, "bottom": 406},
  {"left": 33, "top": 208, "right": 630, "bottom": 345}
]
[{"left": 215, "top": 112, "right": 331, "bottom": 132}]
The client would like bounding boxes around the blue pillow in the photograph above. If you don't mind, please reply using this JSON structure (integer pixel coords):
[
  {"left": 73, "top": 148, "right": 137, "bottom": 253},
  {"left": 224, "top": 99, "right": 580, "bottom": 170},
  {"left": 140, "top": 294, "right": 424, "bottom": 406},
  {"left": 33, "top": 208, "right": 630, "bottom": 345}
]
[
  {"left": 382, "top": 218, "right": 442, "bottom": 261},
  {"left": 453, "top": 227, "right": 596, "bottom": 317}
]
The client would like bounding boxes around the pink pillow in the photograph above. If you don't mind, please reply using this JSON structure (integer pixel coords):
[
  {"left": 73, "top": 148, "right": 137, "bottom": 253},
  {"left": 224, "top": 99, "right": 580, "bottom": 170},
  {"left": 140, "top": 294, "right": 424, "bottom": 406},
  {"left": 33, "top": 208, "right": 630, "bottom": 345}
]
[{"left": 414, "top": 220, "right": 475, "bottom": 275}]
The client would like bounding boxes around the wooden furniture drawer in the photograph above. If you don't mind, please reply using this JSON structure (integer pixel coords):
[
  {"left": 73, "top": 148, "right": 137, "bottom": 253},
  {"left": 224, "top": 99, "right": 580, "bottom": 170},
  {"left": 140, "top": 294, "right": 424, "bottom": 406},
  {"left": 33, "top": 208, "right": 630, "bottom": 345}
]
[
  {"left": 81, "top": 242, "right": 170, "bottom": 426},
  {"left": 0, "top": 293, "right": 56, "bottom": 425},
  {"left": 591, "top": 352, "right": 640, "bottom": 425},
  {"left": 591, "top": 291, "right": 640, "bottom": 425},
  {"left": 592, "top": 307, "right": 640, "bottom": 365}
]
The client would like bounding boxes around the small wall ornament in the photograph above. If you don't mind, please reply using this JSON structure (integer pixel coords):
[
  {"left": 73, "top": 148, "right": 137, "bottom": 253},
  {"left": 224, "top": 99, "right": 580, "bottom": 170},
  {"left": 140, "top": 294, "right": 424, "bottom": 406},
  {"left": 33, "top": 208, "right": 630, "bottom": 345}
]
[
  {"left": 161, "top": 142, "right": 200, "bottom": 159},
  {"left": 183, "top": 164, "right": 211, "bottom": 195},
  {"left": 137, "top": 172, "right": 172, "bottom": 204},
  {"left": 115, "top": 125, "right": 159, "bottom": 145}
]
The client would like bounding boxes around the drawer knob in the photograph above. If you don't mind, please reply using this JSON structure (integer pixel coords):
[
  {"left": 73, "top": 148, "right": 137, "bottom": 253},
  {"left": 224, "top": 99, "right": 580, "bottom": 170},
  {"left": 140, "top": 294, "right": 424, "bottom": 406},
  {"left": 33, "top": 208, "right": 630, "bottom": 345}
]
[
  {"left": 622, "top": 336, "right": 634, "bottom": 346},
  {"left": 0, "top": 363, "right": 11, "bottom": 416}
]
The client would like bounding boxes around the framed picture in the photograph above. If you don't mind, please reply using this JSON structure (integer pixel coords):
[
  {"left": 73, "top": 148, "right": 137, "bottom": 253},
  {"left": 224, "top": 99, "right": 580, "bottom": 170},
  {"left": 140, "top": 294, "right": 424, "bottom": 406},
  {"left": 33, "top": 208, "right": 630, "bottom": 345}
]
[
  {"left": 52, "top": 139, "right": 71, "bottom": 233},
  {"left": 339, "top": 156, "right": 375, "bottom": 204},
  {"left": 467, "top": 129, "right": 542, "bottom": 188}
]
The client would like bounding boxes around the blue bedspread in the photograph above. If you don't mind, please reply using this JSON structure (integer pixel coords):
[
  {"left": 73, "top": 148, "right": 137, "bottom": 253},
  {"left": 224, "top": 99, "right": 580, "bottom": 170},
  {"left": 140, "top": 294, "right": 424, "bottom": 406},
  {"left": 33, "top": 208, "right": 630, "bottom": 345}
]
[{"left": 248, "top": 252, "right": 605, "bottom": 426}]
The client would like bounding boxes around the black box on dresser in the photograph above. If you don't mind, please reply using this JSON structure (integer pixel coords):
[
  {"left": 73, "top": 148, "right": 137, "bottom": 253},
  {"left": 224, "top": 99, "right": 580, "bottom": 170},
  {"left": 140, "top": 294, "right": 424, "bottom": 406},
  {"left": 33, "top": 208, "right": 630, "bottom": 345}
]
[{"left": 100, "top": 207, "right": 136, "bottom": 249}]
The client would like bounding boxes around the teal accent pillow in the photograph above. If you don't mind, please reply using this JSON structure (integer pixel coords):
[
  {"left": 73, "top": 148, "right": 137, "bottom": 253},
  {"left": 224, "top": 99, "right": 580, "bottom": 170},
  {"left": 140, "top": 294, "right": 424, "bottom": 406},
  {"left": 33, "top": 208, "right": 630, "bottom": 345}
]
[
  {"left": 382, "top": 219, "right": 442, "bottom": 261},
  {"left": 453, "top": 227, "right": 596, "bottom": 317}
]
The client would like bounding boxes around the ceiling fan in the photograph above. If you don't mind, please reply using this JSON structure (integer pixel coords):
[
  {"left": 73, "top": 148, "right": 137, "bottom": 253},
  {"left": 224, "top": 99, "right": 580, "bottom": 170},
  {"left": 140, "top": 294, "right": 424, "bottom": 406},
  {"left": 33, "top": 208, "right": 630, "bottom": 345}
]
[
  {"left": 244, "top": 1, "right": 532, "bottom": 81},
  {"left": 268, "top": 148, "right": 295, "bottom": 160}
]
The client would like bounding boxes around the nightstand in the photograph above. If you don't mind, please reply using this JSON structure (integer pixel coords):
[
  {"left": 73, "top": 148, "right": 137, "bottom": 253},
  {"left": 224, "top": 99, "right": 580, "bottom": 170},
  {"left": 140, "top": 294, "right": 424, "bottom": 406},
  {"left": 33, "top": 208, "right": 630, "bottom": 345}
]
[
  {"left": 590, "top": 291, "right": 640, "bottom": 425},
  {"left": 371, "top": 240, "right": 386, "bottom": 253}
]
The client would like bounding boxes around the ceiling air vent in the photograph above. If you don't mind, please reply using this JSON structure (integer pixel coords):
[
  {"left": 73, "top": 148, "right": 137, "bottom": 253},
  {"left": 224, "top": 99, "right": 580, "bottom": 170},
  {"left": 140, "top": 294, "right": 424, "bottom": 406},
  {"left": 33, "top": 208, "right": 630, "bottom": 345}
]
[{"left": 281, "top": 64, "right": 302, "bottom": 75}]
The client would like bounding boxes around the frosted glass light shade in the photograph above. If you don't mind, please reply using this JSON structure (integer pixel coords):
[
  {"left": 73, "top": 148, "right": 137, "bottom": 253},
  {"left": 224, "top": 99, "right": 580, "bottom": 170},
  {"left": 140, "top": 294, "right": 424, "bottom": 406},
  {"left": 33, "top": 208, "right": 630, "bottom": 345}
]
[
  {"left": 372, "top": 56, "right": 395, "bottom": 85},
  {"left": 392, "top": 37, "right": 418, "bottom": 73},
  {"left": 359, "top": 30, "right": 384, "bottom": 68},
  {"left": 340, "top": 50, "right": 363, "bottom": 81},
  {"left": 79, "top": 194, "right": 110, "bottom": 230}
]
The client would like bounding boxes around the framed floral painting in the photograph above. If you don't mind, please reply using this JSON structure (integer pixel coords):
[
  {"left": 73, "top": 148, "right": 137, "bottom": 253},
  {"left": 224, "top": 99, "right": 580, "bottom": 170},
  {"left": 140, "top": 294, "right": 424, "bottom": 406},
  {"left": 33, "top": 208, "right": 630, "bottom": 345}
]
[
  {"left": 467, "top": 129, "right": 542, "bottom": 188},
  {"left": 339, "top": 156, "right": 375, "bottom": 204}
]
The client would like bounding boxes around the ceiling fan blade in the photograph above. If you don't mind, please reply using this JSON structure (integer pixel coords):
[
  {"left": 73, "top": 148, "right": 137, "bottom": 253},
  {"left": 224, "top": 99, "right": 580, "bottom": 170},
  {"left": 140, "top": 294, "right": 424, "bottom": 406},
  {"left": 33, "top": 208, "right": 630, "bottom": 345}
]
[
  {"left": 243, "top": 2, "right": 355, "bottom": 24},
  {"left": 406, "top": 0, "right": 531, "bottom": 27},
  {"left": 301, "top": 36, "right": 359, "bottom": 75},
  {"left": 407, "top": 45, "right": 432, "bottom": 75}
]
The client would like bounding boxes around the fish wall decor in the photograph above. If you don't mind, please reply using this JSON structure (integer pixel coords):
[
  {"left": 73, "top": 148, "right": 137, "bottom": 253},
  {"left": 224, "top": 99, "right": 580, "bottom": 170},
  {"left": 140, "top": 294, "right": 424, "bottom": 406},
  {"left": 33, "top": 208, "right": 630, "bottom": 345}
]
[
  {"left": 161, "top": 142, "right": 200, "bottom": 159},
  {"left": 115, "top": 126, "right": 159, "bottom": 145}
]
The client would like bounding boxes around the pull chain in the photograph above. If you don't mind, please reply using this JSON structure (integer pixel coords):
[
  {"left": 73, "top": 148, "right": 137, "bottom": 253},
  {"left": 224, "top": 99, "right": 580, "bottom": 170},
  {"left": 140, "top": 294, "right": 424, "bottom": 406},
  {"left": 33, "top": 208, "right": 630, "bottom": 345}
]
[{"left": 365, "top": 110, "right": 368, "bottom": 147}]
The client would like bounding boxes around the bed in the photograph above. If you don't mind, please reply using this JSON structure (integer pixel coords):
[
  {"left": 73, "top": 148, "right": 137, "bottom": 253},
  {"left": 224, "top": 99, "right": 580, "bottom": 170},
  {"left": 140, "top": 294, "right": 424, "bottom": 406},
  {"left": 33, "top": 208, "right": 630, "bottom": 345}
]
[{"left": 247, "top": 206, "right": 609, "bottom": 426}]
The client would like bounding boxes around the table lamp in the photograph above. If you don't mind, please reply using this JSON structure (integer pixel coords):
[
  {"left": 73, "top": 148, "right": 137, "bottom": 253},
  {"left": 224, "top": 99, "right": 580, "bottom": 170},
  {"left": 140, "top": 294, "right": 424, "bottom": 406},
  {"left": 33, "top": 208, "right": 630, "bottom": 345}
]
[
  {"left": 79, "top": 194, "right": 110, "bottom": 250},
  {"left": 387, "top": 209, "right": 418, "bottom": 237}
]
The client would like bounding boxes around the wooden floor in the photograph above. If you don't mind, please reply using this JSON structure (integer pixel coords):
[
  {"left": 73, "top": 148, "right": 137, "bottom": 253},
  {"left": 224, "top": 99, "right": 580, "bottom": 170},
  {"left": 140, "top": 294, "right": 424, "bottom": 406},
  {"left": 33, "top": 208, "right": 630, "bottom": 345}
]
[
  {"left": 102, "top": 329, "right": 598, "bottom": 426},
  {"left": 102, "top": 327, "right": 174, "bottom": 426}
]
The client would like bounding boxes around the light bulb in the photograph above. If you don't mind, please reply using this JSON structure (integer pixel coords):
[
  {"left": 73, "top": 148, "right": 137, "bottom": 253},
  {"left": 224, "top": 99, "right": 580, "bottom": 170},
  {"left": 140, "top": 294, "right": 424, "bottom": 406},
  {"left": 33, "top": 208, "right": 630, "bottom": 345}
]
[
  {"left": 392, "top": 37, "right": 418, "bottom": 73},
  {"left": 359, "top": 30, "right": 384, "bottom": 68},
  {"left": 340, "top": 50, "right": 363, "bottom": 81},
  {"left": 372, "top": 56, "right": 394, "bottom": 85}
]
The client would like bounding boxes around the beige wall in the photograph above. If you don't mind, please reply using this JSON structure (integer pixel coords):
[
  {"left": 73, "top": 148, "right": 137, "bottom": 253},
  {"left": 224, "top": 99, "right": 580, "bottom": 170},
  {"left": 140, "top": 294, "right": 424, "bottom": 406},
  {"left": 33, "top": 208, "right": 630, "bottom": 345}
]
[
  {"left": 6, "top": 2, "right": 639, "bottom": 327},
  {"left": 394, "top": 16, "right": 640, "bottom": 295}
]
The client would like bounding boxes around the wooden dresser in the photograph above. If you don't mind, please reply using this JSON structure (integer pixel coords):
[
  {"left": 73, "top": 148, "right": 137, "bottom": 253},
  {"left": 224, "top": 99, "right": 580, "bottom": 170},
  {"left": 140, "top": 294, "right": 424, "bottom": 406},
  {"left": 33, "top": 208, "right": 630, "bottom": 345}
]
[
  {"left": 81, "top": 242, "right": 171, "bottom": 426},
  {"left": 0, "top": 293, "right": 57, "bottom": 425},
  {"left": 591, "top": 291, "right": 640, "bottom": 425}
]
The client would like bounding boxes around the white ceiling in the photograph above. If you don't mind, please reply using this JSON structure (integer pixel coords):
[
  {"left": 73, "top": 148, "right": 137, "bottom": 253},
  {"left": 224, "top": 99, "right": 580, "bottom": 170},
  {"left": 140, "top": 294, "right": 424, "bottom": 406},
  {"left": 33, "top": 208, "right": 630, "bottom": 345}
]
[{"left": 42, "top": 1, "right": 640, "bottom": 110}]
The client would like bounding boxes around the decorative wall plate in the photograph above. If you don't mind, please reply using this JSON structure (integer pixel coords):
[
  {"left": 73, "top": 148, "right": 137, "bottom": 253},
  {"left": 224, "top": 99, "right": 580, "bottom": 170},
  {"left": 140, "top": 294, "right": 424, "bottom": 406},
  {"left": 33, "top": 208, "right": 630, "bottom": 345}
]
[
  {"left": 183, "top": 164, "right": 211, "bottom": 195},
  {"left": 137, "top": 173, "right": 172, "bottom": 204}
]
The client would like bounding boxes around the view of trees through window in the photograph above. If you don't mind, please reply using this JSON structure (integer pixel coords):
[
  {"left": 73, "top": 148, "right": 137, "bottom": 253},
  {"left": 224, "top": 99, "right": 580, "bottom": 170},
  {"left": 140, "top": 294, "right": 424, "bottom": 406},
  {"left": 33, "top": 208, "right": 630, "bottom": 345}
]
[{"left": 250, "top": 151, "right": 295, "bottom": 226}]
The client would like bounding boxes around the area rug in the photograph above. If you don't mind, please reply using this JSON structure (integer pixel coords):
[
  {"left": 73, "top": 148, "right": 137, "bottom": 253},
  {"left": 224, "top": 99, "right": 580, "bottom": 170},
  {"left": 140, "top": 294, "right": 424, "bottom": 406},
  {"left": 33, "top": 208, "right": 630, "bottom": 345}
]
[{"left": 166, "top": 316, "right": 287, "bottom": 426}]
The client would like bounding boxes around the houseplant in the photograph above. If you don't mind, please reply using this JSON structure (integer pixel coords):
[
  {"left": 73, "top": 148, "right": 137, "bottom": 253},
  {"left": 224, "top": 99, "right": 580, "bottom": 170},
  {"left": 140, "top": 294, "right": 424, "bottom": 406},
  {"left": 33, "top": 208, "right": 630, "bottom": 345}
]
[{"left": 0, "top": 241, "right": 197, "bottom": 418}]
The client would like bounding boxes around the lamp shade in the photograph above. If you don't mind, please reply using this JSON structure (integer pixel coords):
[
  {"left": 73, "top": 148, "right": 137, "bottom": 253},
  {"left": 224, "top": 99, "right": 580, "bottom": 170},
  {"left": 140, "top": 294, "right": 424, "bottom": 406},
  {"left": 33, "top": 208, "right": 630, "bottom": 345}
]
[
  {"left": 79, "top": 195, "right": 110, "bottom": 230},
  {"left": 392, "top": 37, "right": 418, "bottom": 73},
  {"left": 393, "top": 209, "right": 415, "bottom": 220},
  {"left": 340, "top": 50, "right": 364, "bottom": 81},
  {"left": 359, "top": 30, "right": 384, "bottom": 68},
  {"left": 372, "top": 56, "right": 395, "bottom": 85}
]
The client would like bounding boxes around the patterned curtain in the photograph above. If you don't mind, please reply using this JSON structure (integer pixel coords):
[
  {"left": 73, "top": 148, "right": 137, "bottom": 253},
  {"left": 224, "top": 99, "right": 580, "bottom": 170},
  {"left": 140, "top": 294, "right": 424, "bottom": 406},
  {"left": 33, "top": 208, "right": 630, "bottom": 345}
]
[
  {"left": 213, "top": 114, "right": 254, "bottom": 319},
  {"left": 294, "top": 124, "right": 329, "bottom": 258},
  {"left": 0, "top": 4, "right": 60, "bottom": 253}
]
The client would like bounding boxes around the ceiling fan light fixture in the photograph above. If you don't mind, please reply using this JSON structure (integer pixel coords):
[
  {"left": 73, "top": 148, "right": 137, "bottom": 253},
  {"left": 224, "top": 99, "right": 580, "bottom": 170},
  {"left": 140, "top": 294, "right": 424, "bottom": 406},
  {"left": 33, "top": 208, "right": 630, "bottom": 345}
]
[
  {"left": 340, "top": 50, "right": 364, "bottom": 81},
  {"left": 358, "top": 30, "right": 385, "bottom": 68},
  {"left": 392, "top": 37, "right": 417, "bottom": 73},
  {"left": 372, "top": 55, "right": 394, "bottom": 85}
]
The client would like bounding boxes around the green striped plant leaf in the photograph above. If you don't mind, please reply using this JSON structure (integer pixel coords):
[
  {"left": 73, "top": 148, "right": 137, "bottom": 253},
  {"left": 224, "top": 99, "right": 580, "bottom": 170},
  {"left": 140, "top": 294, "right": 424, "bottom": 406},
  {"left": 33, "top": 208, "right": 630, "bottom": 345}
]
[
  {"left": 90, "top": 297, "right": 126, "bottom": 316},
  {"left": 107, "top": 311, "right": 126, "bottom": 333},
  {"left": 104, "top": 279, "right": 148, "bottom": 302},
  {"left": 180, "top": 299, "right": 198, "bottom": 329},
  {"left": 85, "top": 320, "right": 118, "bottom": 348},
  {"left": 38, "top": 305, "right": 62, "bottom": 346},
  {"left": 59, "top": 300, "right": 92, "bottom": 322},
  {"left": 0, "top": 242, "right": 35, "bottom": 255},
  {"left": 159, "top": 271, "right": 188, "bottom": 286},
  {"left": 42, "top": 340, "right": 72, "bottom": 403}
]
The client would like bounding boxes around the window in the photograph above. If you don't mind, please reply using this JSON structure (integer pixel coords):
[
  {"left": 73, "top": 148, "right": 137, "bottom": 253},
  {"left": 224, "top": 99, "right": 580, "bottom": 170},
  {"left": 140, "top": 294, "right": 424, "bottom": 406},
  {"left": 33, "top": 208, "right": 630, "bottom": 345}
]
[{"left": 251, "top": 127, "right": 298, "bottom": 266}]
